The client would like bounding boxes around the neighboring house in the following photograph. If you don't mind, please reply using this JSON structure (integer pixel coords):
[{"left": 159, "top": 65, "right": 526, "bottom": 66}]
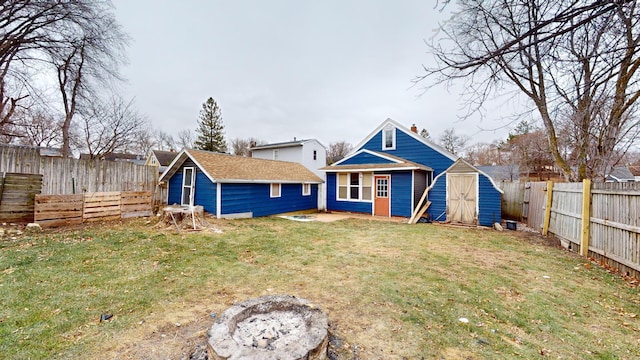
[
  {"left": 145, "top": 149, "right": 178, "bottom": 174},
  {"left": 80, "top": 152, "right": 146, "bottom": 164},
  {"left": 321, "top": 118, "right": 503, "bottom": 226},
  {"left": 251, "top": 138, "right": 327, "bottom": 210},
  {"left": 606, "top": 166, "right": 636, "bottom": 182},
  {"left": 160, "top": 149, "right": 323, "bottom": 218},
  {"left": 476, "top": 165, "right": 520, "bottom": 183}
]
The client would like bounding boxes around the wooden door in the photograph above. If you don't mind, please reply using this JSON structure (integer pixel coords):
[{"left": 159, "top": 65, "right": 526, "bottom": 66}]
[
  {"left": 448, "top": 174, "right": 477, "bottom": 223},
  {"left": 374, "top": 175, "right": 390, "bottom": 217}
]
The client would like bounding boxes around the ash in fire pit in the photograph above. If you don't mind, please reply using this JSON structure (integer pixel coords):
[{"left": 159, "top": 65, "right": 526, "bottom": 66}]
[{"left": 208, "top": 295, "right": 328, "bottom": 360}]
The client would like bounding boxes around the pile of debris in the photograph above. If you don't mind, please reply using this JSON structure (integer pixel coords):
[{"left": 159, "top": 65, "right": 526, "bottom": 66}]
[{"left": 156, "top": 205, "right": 222, "bottom": 234}]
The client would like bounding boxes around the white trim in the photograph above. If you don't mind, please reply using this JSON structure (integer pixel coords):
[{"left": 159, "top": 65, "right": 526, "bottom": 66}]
[
  {"left": 349, "top": 118, "right": 457, "bottom": 161},
  {"left": 335, "top": 172, "right": 373, "bottom": 203},
  {"left": 302, "top": 183, "right": 311, "bottom": 196},
  {"left": 332, "top": 149, "right": 403, "bottom": 166},
  {"left": 411, "top": 170, "right": 415, "bottom": 217},
  {"left": 270, "top": 183, "right": 281, "bottom": 198},
  {"left": 181, "top": 167, "right": 195, "bottom": 206},
  {"left": 323, "top": 166, "right": 423, "bottom": 173},
  {"left": 216, "top": 182, "right": 222, "bottom": 219}
]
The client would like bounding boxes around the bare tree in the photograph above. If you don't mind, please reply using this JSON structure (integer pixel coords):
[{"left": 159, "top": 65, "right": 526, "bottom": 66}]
[
  {"left": 0, "top": 1, "right": 126, "bottom": 143},
  {"left": 327, "top": 141, "right": 353, "bottom": 165},
  {"left": 418, "top": 0, "right": 640, "bottom": 181},
  {"left": 230, "top": 137, "right": 264, "bottom": 157},
  {"left": 155, "top": 130, "right": 177, "bottom": 151},
  {"left": 464, "top": 141, "right": 505, "bottom": 166},
  {"left": 11, "top": 109, "right": 61, "bottom": 147},
  {"left": 176, "top": 129, "right": 195, "bottom": 150},
  {"left": 76, "top": 96, "right": 148, "bottom": 158},
  {"left": 439, "top": 128, "right": 468, "bottom": 155}
]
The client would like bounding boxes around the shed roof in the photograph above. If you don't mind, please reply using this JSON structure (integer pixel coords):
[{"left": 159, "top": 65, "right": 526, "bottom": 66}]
[
  {"left": 160, "top": 149, "right": 323, "bottom": 184},
  {"left": 607, "top": 166, "right": 635, "bottom": 181}
]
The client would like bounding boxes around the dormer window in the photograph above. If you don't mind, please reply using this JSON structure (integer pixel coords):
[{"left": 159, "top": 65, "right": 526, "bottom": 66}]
[{"left": 382, "top": 125, "right": 396, "bottom": 150}]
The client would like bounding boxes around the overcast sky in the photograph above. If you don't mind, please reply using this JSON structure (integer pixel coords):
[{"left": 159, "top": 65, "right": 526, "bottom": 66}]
[{"left": 112, "top": 0, "right": 514, "bottom": 149}]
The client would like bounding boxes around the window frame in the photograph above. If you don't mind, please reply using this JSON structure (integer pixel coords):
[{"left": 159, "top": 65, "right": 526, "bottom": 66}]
[
  {"left": 336, "top": 172, "right": 372, "bottom": 202},
  {"left": 181, "top": 167, "right": 195, "bottom": 206},
  {"left": 302, "top": 183, "right": 311, "bottom": 196},
  {"left": 382, "top": 126, "right": 396, "bottom": 150},
  {"left": 270, "top": 183, "right": 281, "bottom": 198}
]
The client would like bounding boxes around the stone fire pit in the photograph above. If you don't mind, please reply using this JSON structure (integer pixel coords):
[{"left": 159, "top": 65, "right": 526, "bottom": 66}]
[{"left": 207, "top": 295, "right": 329, "bottom": 360}]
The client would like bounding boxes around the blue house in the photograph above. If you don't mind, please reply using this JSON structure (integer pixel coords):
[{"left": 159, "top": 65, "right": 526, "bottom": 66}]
[
  {"left": 321, "top": 118, "right": 503, "bottom": 226},
  {"left": 160, "top": 149, "right": 323, "bottom": 218}
]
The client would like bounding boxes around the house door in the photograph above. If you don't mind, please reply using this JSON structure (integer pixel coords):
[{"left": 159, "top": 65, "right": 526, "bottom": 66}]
[
  {"left": 181, "top": 167, "right": 195, "bottom": 206},
  {"left": 374, "top": 175, "right": 390, "bottom": 217},
  {"left": 447, "top": 174, "right": 477, "bottom": 223}
]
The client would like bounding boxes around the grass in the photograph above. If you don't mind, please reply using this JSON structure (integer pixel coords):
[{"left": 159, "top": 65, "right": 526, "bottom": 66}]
[{"left": 1, "top": 217, "right": 639, "bottom": 359}]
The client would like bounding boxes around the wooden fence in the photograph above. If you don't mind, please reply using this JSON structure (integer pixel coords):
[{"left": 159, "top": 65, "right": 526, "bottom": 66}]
[
  {"left": 505, "top": 180, "right": 640, "bottom": 278},
  {"left": 500, "top": 181, "right": 524, "bottom": 220},
  {"left": 34, "top": 191, "right": 152, "bottom": 228},
  {"left": 0, "top": 144, "right": 161, "bottom": 208},
  {"left": 0, "top": 173, "right": 43, "bottom": 223}
]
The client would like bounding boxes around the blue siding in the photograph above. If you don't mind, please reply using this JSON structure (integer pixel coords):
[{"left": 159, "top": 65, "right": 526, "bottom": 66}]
[
  {"left": 427, "top": 176, "right": 447, "bottom": 222},
  {"left": 478, "top": 174, "right": 501, "bottom": 226},
  {"left": 361, "top": 130, "right": 454, "bottom": 175},
  {"left": 194, "top": 172, "right": 217, "bottom": 215},
  {"left": 325, "top": 173, "right": 372, "bottom": 214},
  {"left": 340, "top": 151, "right": 395, "bottom": 165},
  {"left": 389, "top": 171, "right": 413, "bottom": 217},
  {"left": 221, "top": 183, "right": 317, "bottom": 217},
  {"left": 166, "top": 162, "right": 217, "bottom": 215},
  {"left": 168, "top": 172, "right": 182, "bottom": 205}
]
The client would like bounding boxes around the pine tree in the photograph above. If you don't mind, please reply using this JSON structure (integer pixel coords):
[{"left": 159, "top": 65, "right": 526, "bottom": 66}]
[{"left": 194, "top": 97, "right": 227, "bottom": 152}]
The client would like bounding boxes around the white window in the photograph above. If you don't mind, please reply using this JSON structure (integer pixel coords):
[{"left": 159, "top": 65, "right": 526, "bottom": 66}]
[
  {"left": 181, "top": 167, "right": 195, "bottom": 206},
  {"left": 382, "top": 126, "right": 396, "bottom": 150},
  {"left": 302, "top": 183, "right": 311, "bottom": 196},
  {"left": 270, "top": 183, "right": 281, "bottom": 198},
  {"left": 273, "top": 150, "right": 279, "bottom": 160},
  {"left": 337, "top": 172, "right": 372, "bottom": 201}
]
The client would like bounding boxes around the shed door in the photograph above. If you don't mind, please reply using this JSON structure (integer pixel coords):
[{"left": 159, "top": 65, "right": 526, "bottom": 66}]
[
  {"left": 181, "top": 167, "right": 195, "bottom": 206},
  {"left": 374, "top": 175, "right": 390, "bottom": 217},
  {"left": 447, "top": 174, "right": 477, "bottom": 224}
]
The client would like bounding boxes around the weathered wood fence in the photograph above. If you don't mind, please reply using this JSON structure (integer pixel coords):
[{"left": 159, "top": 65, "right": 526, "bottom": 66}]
[
  {"left": 34, "top": 191, "right": 152, "bottom": 228},
  {"left": 0, "top": 173, "right": 43, "bottom": 223},
  {"left": 0, "top": 145, "right": 162, "bottom": 210},
  {"left": 505, "top": 180, "right": 640, "bottom": 279},
  {"left": 500, "top": 181, "right": 524, "bottom": 220}
]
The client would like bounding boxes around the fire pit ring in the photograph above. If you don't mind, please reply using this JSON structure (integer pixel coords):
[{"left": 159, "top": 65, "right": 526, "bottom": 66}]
[{"left": 207, "top": 295, "right": 329, "bottom": 360}]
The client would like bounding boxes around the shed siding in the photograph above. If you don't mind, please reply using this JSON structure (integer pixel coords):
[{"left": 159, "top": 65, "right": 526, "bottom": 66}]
[
  {"left": 221, "top": 183, "right": 317, "bottom": 217},
  {"left": 478, "top": 174, "right": 501, "bottom": 226},
  {"left": 361, "top": 130, "right": 454, "bottom": 175},
  {"left": 388, "top": 171, "right": 413, "bottom": 217},
  {"left": 427, "top": 177, "right": 447, "bottom": 222},
  {"left": 325, "top": 173, "right": 372, "bottom": 213},
  {"left": 168, "top": 172, "right": 182, "bottom": 205},
  {"left": 166, "top": 159, "right": 217, "bottom": 215},
  {"left": 340, "top": 152, "right": 394, "bottom": 165}
]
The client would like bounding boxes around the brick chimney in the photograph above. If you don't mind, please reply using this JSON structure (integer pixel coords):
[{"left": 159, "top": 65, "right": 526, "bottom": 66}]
[{"left": 410, "top": 124, "right": 418, "bottom": 133}]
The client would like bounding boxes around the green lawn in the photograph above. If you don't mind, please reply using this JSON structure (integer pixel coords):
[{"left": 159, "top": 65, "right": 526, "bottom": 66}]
[{"left": 1, "top": 217, "right": 639, "bottom": 359}]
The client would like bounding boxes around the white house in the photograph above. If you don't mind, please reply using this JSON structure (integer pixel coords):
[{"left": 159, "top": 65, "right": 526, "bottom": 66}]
[{"left": 251, "top": 139, "right": 327, "bottom": 210}]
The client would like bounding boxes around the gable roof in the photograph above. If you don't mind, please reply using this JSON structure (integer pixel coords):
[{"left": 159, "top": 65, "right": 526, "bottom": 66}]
[
  {"left": 350, "top": 118, "right": 457, "bottom": 161},
  {"left": 607, "top": 166, "right": 635, "bottom": 182},
  {"left": 250, "top": 138, "right": 326, "bottom": 151},
  {"left": 152, "top": 150, "right": 178, "bottom": 166},
  {"left": 319, "top": 149, "right": 432, "bottom": 172},
  {"left": 160, "top": 149, "right": 323, "bottom": 184},
  {"left": 429, "top": 158, "right": 504, "bottom": 194}
]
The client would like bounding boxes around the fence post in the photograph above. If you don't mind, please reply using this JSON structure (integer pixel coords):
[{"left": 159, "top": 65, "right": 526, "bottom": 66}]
[
  {"left": 580, "top": 179, "right": 592, "bottom": 256},
  {"left": 542, "top": 181, "right": 554, "bottom": 235}
]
